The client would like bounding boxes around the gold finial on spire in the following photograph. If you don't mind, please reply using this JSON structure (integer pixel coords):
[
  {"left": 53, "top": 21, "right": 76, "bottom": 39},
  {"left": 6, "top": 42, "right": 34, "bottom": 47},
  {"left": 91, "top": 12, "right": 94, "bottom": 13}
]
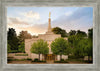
[{"left": 49, "top": 12, "right": 51, "bottom": 18}]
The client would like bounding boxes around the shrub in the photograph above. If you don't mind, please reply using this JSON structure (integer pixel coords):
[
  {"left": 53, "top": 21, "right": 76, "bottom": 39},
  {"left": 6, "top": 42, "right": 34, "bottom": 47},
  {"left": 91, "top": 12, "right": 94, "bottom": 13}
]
[
  {"left": 31, "top": 58, "right": 46, "bottom": 63},
  {"left": 9, "top": 50, "right": 19, "bottom": 53},
  {"left": 68, "top": 55, "right": 84, "bottom": 59},
  {"left": 33, "top": 58, "right": 39, "bottom": 62},
  {"left": 61, "top": 59, "right": 64, "bottom": 61},
  {"left": 54, "top": 59, "right": 68, "bottom": 63},
  {"left": 26, "top": 58, "right": 30, "bottom": 60},
  {"left": 54, "top": 60, "right": 68, "bottom": 63},
  {"left": 15, "top": 54, "right": 28, "bottom": 56},
  {"left": 7, "top": 59, "right": 14, "bottom": 62},
  {"left": 38, "top": 60, "right": 46, "bottom": 62}
]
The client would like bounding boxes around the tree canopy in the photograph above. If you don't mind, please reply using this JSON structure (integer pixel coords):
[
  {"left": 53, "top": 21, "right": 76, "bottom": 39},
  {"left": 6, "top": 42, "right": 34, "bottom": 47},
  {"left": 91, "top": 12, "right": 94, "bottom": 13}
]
[
  {"left": 69, "top": 30, "right": 76, "bottom": 36},
  {"left": 76, "top": 30, "right": 87, "bottom": 37},
  {"left": 18, "top": 31, "right": 32, "bottom": 42},
  {"left": 52, "top": 27, "right": 68, "bottom": 37},
  {"left": 18, "top": 42, "right": 25, "bottom": 53},
  {"left": 88, "top": 28, "right": 93, "bottom": 40},
  {"left": 30, "top": 39, "right": 49, "bottom": 60},
  {"left": 51, "top": 37, "right": 69, "bottom": 60},
  {"left": 7, "top": 28, "right": 19, "bottom": 51}
]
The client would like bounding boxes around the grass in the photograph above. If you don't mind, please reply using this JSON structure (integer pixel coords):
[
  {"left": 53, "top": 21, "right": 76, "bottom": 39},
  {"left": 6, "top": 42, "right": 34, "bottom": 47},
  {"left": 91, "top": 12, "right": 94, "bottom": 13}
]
[{"left": 15, "top": 54, "right": 28, "bottom": 56}]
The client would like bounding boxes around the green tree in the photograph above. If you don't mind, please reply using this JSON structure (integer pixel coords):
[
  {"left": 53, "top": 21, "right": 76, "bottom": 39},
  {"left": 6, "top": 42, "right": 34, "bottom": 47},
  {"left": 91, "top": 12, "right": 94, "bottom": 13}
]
[
  {"left": 68, "top": 35, "right": 82, "bottom": 48},
  {"left": 88, "top": 28, "right": 93, "bottom": 40},
  {"left": 18, "top": 42, "right": 25, "bottom": 53},
  {"left": 74, "top": 38, "right": 88, "bottom": 57},
  {"left": 18, "top": 31, "right": 32, "bottom": 42},
  {"left": 86, "top": 39, "right": 93, "bottom": 60},
  {"left": 73, "top": 38, "right": 92, "bottom": 60},
  {"left": 69, "top": 30, "right": 76, "bottom": 36},
  {"left": 7, "top": 43, "right": 11, "bottom": 53},
  {"left": 30, "top": 39, "right": 49, "bottom": 60},
  {"left": 52, "top": 27, "right": 67, "bottom": 37},
  {"left": 76, "top": 30, "right": 87, "bottom": 37},
  {"left": 87, "top": 28, "right": 93, "bottom": 60},
  {"left": 7, "top": 28, "right": 19, "bottom": 51},
  {"left": 51, "top": 37, "right": 69, "bottom": 60}
]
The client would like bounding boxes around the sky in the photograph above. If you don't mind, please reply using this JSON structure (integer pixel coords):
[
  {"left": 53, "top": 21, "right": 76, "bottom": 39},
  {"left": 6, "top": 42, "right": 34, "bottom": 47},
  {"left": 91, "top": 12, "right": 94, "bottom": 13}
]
[{"left": 7, "top": 7, "right": 93, "bottom": 36}]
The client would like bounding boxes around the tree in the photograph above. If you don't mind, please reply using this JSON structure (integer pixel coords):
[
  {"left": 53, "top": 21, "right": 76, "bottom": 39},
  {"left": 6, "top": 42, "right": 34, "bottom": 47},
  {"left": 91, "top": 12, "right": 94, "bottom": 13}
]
[
  {"left": 74, "top": 38, "right": 88, "bottom": 57},
  {"left": 86, "top": 39, "right": 93, "bottom": 60},
  {"left": 51, "top": 37, "right": 69, "bottom": 60},
  {"left": 87, "top": 28, "right": 93, "bottom": 60},
  {"left": 18, "top": 42, "right": 25, "bottom": 53},
  {"left": 69, "top": 30, "right": 76, "bottom": 36},
  {"left": 73, "top": 38, "right": 92, "bottom": 60},
  {"left": 68, "top": 35, "right": 82, "bottom": 48},
  {"left": 76, "top": 30, "right": 87, "bottom": 37},
  {"left": 7, "top": 43, "right": 11, "bottom": 53},
  {"left": 18, "top": 31, "right": 32, "bottom": 42},
  {"left": 88, "top": 28, "right": 93, "bottom": 40},
  {"left": 7, "top": 28, "right": 19, "bottom": 51},
  {"left": 30, "top": 39, "right": 49, "bottom": 60},
  {"left": 52, "top": 27, "right": 68, "bottom": 37}
]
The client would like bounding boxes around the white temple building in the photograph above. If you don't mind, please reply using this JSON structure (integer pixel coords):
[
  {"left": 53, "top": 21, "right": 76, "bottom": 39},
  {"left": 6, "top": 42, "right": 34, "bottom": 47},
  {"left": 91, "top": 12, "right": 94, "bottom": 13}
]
[{"left": 25, "top": 12, "right": 68, "bottom": 61}]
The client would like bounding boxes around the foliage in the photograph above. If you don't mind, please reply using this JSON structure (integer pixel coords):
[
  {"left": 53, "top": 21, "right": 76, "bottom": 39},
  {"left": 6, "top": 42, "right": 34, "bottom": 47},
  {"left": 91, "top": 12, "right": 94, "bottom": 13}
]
[
  {"left": 73, "top": 38, "right": 87, "bottom": 56},
  {"left": 76, "top": 30, "right": 87, "bottom": 37},
  {"left": 52, "top": 27, "right": 68, "bottom": 37},
  {"left": 51, "top": 37, "right": 69, "bottom": 60},
  {"left": 7, "top": 59, "right": 27, "bottom": 61},
  {"left": 68, "top": 29, "right": 93, "bottom": 60},
  {"left": 7, "top": 28, "right": 19, "bottom": 51},
  {"left": 33, "top": 58, "right": 39, "bottom": 62},
  {"left": 73, "top": 38, "right": 92, "bottom": 58},
  {"left": 54, "top": 59, "right": 68, "bottom": 63},
  {"left": 8, "top": 50, "right": 19, "bottom": 53},
  {"left": 7, "top": 43, "right": 11, "bottom": 53},
  {"left": 68, "top": 55, "right": 84, "bottom": 59},
  {"left": 15, "top": 53, "right": 28, "bottom": 56},
  {"left": 30, "top": 39, "right": 49, "bottom": 60},
  {"left": 32, "top": 58, "right": 46, "bottom": 62},
  {"left": 68, "top": 35, "right": 82, "bottom": 48},
  {"left": 18, "top": 31, "right": 32, "bottom": 42},
  {"left": 18, "top": 42, "right": 25, "bottom": 53},
  {"left": 88, "top": 28, "right": 93, "bottom": 39},
  {"left": 69, "top": 30, "right": 76, "bottom": 36},
  {"left": 26, "top": 58, "right": 32, "bottom": 61}
]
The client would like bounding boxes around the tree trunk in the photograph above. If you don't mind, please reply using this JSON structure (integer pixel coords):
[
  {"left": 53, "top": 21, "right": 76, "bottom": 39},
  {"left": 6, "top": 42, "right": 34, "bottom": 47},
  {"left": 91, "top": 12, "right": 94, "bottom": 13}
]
[
  {"left": 60, "top": 55, "right": 62, "bottom": 61},
  {"left": 39, "top": 53, "right": 40, "bottom": 61}
]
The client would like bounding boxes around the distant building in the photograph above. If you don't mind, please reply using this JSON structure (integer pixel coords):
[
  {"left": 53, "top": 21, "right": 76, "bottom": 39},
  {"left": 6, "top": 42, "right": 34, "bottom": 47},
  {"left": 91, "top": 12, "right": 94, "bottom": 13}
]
[{"left": 25, "top": 12, "right": 68, "bottom": 61}]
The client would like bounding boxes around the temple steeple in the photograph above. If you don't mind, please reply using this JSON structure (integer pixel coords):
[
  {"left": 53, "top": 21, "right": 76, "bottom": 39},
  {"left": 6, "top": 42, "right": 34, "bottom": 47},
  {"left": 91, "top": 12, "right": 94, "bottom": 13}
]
[{"left": 48, "top": 12, "right": 51, "bottom": 32}]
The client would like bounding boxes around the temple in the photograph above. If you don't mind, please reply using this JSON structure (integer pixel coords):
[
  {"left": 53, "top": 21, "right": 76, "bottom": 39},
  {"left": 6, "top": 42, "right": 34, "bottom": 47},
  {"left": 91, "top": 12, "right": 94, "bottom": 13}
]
[{"left": 25, "top": 12, "right": 68, "bottom": 61}]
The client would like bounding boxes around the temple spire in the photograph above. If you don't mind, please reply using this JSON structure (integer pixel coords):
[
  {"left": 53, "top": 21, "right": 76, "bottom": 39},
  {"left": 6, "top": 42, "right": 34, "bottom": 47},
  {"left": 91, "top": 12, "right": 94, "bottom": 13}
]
[
  {"left": 49, "top": 12, "right": 51, "bottom": 18},
  {"left": 48, "top": 12, "right": 51, "bottom": 32}
]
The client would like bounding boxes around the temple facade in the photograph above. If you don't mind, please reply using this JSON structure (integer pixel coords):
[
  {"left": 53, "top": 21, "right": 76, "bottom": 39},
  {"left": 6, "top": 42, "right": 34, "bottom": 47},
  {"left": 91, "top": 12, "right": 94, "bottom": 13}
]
[{"left": 25, "top": 12, "right": 68, "bottom": 61}]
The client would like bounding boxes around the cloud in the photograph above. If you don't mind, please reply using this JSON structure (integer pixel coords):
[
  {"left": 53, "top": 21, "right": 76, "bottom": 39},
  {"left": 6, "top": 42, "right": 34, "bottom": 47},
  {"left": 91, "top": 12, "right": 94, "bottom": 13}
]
[
  {"left": 7, "top": 7, "right": 93, "bottom": 35},
  {"left": 8, "top": 17, "right": 29, "bottom": 25},
  {"left": 65, "top": 11, "right": 73, "bottom": 16},
  {"left": 18, "top": 24, "right": 47, "bottom": 35},
  {"left": 52, "top": 7, "right": 93, "bottom": 33},
  {"left": 21, "top": 11, "right": 40, "bottom": 20}
]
